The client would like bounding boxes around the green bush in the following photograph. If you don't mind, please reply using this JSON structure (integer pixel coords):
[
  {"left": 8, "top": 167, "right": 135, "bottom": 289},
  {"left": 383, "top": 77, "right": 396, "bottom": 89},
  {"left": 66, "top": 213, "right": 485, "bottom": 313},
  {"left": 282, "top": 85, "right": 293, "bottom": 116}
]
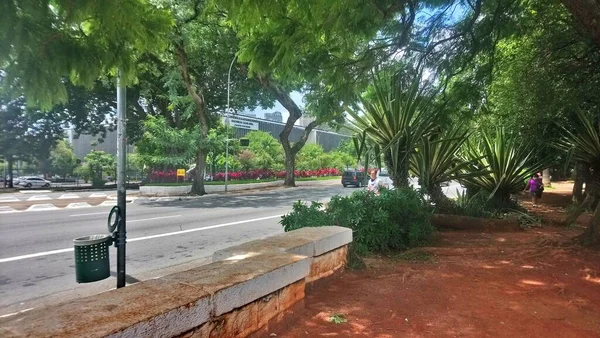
[
  {"left": 91, "top": 178, "right": 107, "bottom": 188},
  {"left": 280, "top": 188, "right": 434, "bottom": 256}
]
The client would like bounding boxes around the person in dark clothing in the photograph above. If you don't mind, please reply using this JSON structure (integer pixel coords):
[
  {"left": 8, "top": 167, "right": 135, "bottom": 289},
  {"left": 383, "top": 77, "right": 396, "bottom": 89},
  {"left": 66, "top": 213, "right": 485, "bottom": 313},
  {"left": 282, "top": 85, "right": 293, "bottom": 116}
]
[{"left": 525, "top": 173, "right": 543, "bottom": 206}]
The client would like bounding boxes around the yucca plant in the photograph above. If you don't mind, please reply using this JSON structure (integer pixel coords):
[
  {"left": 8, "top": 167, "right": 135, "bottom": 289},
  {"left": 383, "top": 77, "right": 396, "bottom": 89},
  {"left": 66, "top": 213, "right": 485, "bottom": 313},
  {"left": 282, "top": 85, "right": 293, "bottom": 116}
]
[
  {"left": 410, "top": 128, "right": 485, "bottom": 204},
  {"left": 555, "top": 109, "right": 600, "bottom": 242},
  {"left": 556, "top": 108, "right": 600, "bottom": 172},
  {"left": 346, "top": 71, "right": 439, "bottom": 187},
  {"left": 460, "top": 128, "right": 548, "bottom": 204}
]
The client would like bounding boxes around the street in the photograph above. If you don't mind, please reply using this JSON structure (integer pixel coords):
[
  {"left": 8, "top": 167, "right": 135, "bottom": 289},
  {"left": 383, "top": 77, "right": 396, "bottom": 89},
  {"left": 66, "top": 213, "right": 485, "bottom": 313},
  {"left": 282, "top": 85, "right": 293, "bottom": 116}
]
[{"left": 0, "top": 185, "right": 351, "bottom": 316}]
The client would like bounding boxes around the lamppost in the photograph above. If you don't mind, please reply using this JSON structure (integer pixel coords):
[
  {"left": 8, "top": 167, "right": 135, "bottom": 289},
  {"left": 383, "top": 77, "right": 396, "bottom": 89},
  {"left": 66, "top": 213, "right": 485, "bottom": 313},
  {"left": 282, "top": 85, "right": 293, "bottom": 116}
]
[{"left": 225, "top": 55, "right": 237, "bottom": 193}]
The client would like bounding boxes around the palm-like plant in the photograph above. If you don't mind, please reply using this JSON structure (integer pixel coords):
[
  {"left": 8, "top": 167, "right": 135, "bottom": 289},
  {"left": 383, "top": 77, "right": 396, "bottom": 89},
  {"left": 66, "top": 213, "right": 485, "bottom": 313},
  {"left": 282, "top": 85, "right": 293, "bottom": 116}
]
[
  {"left": 556, "top": 109, "right": 600, "bottom": 171},
  {"left": 410, "top": 128, "right": 483, "bottom": 203},
  {"left": 555, "top": 109, "right": 600, "bottom": 240},
  {"left": 346, "top": 72, "right": 439, "bottom": 187},
  {"left": 460, "top": 128, "right": 548, "bottom": 203}
]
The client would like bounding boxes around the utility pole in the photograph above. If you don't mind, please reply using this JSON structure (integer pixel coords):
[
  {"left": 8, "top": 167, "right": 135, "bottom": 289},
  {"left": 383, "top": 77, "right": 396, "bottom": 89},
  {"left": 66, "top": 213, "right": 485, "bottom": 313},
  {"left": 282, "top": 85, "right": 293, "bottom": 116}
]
[
  {"left": 224, "top": 55, "right": 237, "bottom": 193},
  {"left": 116, "top": 70, "right": 127, "bottom": 288}
]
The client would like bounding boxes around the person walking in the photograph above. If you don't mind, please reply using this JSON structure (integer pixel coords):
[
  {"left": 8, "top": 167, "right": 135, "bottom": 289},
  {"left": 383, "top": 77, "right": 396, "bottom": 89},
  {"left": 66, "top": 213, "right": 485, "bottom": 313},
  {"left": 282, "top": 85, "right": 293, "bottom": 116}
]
[
  {"left": 367, "top": 169, "right": 383, "bottom": 196},
  {"left": 525, "top": 173, "right": 542, "bottom": 206}
]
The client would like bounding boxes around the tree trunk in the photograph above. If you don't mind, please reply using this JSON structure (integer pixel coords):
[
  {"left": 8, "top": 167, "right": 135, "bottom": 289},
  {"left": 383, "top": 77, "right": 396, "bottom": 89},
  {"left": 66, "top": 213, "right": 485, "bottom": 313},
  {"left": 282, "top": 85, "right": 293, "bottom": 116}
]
[
  {"left": 284, "top": 151, "right": 296, "bottom": 187},
  {"left": 191, "top": 149, "right": 207, "bottom": 195},
  {"left": 385, "top": 150, "right": 409, "bottom": 188},
  {"left": 572, "top": 164, "right": 585, "bottom": 203},
  {"left": 566, "top": 167, "right": 599, "bottom": 225},
  {"left": 7, "top": 158, "right": 13, "bottom": 188},
  {"left": 428, "top": 184, "right": 448, "bottom": 206},
  {"left": 582, "top": 201, "right": 600, "bottom": 246},
  {"left": 256, "top": 76, "right": 322, "bottom": 187},
  {"left": 560, "top": 0, "right": 600, "bottom": 48},
  {"left": 175, "top": 39, "right": 209, "bottom": 195},
  {"left": 542, "top": 168, "right": 551, "bottom": 186}
]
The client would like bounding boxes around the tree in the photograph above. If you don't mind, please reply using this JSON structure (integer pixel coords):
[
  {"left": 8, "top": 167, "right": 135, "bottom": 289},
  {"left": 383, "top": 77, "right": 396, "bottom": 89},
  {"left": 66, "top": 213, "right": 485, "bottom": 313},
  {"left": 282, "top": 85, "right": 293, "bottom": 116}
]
[
  {"left": 0, "top": 0, "right": 172, "bottom": 108},
  {"left": 136, "top": 116, "right": 199, "bottom": 169},
  {"left": 0, "top": 96, "right": 65, "bottom": 186},
  {"left": 237, "top": 150, "right": 256, "bottom": 172},
  {"left": 50, "top": 140, "right": 78, "bottom": 178},
  {"left": 81, "top": 151, "right": 116, "bottom": 181},
  {"left": 223, "top": 0, "right": 389, "bottom": 186},
  {"left": 245, "top": 131, "right": 284, "bottom": 170}
]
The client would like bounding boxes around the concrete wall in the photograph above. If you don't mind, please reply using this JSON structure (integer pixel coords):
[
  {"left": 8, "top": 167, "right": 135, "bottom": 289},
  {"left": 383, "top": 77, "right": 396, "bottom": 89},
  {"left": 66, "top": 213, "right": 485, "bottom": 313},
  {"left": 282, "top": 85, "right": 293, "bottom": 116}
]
[
  {"left": 139, "top": 181, "right": 285, "bottom": 196},
  {"left": 0, "top": 226, "right": 352, "bottom": 338}
]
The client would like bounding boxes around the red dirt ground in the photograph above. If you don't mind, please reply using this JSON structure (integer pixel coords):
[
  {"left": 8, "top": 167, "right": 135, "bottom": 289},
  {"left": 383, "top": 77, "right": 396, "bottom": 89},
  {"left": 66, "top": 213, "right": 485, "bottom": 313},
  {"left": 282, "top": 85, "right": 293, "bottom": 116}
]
[{"left": 268, "top": 182, "right": 600, "bottom": 337}]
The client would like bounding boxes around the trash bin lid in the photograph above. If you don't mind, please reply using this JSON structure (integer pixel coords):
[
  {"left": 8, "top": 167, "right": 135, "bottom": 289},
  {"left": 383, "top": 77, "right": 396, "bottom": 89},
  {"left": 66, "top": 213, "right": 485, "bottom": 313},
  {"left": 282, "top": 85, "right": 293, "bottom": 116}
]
[{"left": 73, "top": 234, "right": 111, "bottom": 246}]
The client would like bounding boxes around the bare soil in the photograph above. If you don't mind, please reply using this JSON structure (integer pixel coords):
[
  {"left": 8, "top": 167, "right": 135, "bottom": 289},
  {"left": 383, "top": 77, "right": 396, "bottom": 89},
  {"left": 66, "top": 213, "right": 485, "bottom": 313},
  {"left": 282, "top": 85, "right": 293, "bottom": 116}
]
[{"left": 268, "top": 181, "right": 600, "bottom": 337}]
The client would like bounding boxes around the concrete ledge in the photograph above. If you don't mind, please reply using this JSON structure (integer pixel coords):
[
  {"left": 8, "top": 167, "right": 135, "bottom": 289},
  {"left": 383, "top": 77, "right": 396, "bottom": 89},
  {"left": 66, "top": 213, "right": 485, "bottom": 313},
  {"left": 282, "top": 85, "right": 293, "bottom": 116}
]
[
  {"left": 140, "top": 185, "right": 192, "bottom": 196},
  {"left": 212, "top": 226, "right": 352, "bottom": 261},
  {"left": 0, "top": 226, "right": 352, "bottom": 338}
]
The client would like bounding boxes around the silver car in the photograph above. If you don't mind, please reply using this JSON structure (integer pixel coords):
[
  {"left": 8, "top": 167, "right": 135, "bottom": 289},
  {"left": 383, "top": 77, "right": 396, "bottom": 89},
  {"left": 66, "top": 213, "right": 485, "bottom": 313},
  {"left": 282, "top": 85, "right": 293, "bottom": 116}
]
[{"left": 19, "top": 176, "right": 51, "bottom": 188}]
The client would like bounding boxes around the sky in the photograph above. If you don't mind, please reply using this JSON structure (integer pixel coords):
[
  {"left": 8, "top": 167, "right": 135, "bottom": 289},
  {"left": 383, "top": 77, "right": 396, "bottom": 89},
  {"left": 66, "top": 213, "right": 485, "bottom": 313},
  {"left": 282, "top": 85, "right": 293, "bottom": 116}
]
[{"left": 241, "top": 91, "right": 304, "bottom": 121}]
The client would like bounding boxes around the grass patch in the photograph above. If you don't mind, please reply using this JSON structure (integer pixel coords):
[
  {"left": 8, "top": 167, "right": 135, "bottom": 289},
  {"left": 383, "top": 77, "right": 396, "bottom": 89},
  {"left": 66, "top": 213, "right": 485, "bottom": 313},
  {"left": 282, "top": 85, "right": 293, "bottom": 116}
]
[
  {"left": 328, "top": 314, "right": 347, "bottom": 324},
  {"left": 296, "top": 176, "right": 341, "bottom": 181},
  {"left": 393, "top": 250, "right": 436, "bottom": 262}
]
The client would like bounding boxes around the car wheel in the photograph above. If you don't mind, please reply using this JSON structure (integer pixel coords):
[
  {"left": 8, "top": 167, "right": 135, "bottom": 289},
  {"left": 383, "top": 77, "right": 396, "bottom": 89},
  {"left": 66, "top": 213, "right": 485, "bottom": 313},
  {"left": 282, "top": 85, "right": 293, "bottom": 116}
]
[
  {"left": 343, "top": 184, "right": 347, "bottom": 188},
  {"left": 357, "top": 181, "right": 362, "bottom": 188},
  {"left": 26, "top": 183, "right": 32, "bottom": 188}
]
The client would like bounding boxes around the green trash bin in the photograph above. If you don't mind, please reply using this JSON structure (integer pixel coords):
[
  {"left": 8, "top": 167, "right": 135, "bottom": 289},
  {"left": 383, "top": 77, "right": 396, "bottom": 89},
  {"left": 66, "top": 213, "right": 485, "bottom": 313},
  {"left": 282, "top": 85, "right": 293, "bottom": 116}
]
[{"left": 73, "top": 234, "right": 111, "bottom": 283}]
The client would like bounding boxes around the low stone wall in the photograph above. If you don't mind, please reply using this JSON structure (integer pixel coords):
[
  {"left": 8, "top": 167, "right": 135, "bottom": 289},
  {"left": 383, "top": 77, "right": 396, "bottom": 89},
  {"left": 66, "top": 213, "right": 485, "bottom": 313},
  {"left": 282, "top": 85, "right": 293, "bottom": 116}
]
[
  {"left": 139, "top": 185, "right": 192, "bottom": 196},
  {"left": 0, "top": 226, "right": 352, "bottom": 338}
]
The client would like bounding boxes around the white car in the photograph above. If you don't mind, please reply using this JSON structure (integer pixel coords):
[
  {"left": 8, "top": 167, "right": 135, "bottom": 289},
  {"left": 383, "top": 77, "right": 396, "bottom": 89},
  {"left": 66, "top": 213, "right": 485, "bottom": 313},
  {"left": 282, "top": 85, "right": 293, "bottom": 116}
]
[
  {"left": 377, "top": 169, "right": 394, "bottom": 189},
  {"left": 19, "top": 176, "right": 51, "bottom": 188}
]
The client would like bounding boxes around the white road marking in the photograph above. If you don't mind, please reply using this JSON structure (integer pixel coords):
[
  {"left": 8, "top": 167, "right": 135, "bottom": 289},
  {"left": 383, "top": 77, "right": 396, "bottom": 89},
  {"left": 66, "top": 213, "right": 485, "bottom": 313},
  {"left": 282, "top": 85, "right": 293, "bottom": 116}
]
[
  {"left": 58, "top": 194, "right": 81, "bottom": 199},
  {"left": 27, "top": 195, "right": 51, "bottom": 201},
  {"left": 88, "top": 193, "right": 108, "bottom": 198},
  {"left": 0, "top": 197, "right": 20, "bottom": 203},
  {"left": 100, "top": 200, "right": 117, "bottom": 206},
  {"left": 128, "top": 214, "right": 282, "bottom": 242},
  {"left": 26, "top": 204, "right": 59, "bottom": 211},
  {"left": 0, "top": 307, "right": 34, "bottom": 319},
  {"left": 70, "top": 211, "right": 109, "bottom": 217},
  {"left": 19, "top": 190, "right": 51, "bottom": 194},
  {"left": 0, "top": 206, "right": 18, "bottom": 214},
  {"left": 128, "top": 215, "right": 181, "bottom": 223},
  {"left": 0, "top": 214, "right": 283, "bottom": 263},
  {"left": 66, "top": 202, "right": 92, "bottom": 209}
]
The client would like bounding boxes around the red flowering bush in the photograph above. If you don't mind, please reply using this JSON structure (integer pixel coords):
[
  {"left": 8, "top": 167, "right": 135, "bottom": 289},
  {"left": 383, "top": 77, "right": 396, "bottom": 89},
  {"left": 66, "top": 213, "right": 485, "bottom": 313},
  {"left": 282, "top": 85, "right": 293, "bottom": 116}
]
[{"left": 148, "top": 167, "right": 339, "bottom": 183}]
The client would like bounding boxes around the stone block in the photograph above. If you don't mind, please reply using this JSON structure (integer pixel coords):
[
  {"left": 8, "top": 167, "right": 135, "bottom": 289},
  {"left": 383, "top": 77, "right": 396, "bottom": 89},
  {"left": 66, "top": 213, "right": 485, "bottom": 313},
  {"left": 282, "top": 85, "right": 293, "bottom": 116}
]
[
  {"left": 0, "top": 279, "right": 210, "bottom": 338},
  {"left": 162, "top": 252, "right": 310, "bottom": 316},
  {"left": 277, "top": 279, "right": 305, "bottom": 312},
  {"left": 212, "top": 226, "right": 352, "bottom": 261},
  {"left": 209, "top": 302, "right": 259, "bottom": 338},
  {"left": 307, "top": 245, "right": 348, "bottom": 283}
]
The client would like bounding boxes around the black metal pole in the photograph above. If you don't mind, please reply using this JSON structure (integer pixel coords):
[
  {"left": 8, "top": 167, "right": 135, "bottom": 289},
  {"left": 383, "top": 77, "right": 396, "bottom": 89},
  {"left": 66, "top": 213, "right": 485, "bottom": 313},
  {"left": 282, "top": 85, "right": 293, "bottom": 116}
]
[{"left": 116, "top": 71, "right": 127, "bottom": 288}]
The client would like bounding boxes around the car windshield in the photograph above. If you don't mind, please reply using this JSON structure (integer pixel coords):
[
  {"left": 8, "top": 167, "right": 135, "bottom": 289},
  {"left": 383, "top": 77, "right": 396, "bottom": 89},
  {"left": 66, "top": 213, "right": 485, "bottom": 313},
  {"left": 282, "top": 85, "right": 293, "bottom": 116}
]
[{"left": 343, "top": 171, "right": 355, "bottom": 177}]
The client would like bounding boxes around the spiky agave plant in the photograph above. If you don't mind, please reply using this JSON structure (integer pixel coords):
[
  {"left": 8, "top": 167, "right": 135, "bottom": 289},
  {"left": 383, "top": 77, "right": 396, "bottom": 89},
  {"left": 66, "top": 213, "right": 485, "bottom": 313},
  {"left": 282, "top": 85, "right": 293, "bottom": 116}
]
[
  {"left": 460, "top": 128, "right": 548, "bottom": 204},
  {"left": 410, "top": 128, "right": 485, "bottom": 204},
  {"left": 346, "top": 71, "right": 439, "bottom": 188}
]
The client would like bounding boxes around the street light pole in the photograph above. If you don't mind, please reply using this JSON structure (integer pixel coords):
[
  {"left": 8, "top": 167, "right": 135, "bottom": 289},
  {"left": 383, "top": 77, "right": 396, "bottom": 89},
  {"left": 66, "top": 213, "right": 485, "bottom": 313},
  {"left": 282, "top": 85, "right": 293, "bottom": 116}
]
[
  {"left": 116, "top": 70, "right": 127, "bottom": 288},
  {"left": 225, "top": 55, "right": 237, "bottom": 193}
]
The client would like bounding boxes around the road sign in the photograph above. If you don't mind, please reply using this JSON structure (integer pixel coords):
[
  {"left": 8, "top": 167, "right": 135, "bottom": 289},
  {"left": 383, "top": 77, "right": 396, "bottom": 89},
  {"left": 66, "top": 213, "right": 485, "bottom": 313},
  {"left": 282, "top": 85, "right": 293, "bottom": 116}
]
[
  {"left": 226, "top": 117, "right": 259, "bottom": 130},
  {"left": 177, "top": 169, "right": 185, "bottom": 177}
]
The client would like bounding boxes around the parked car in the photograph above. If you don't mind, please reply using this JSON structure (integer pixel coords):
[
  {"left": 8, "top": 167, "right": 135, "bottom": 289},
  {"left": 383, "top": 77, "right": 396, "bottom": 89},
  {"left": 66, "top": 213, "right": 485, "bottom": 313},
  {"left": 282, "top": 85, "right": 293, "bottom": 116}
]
[
  {"left": 341, "top": 170, "right": 367, "bottom": 188},
  {"left": 19, "top": 176, "right": 51, "bottom": 188},
  {"left": 377, "top": 169, "right": 394, "bottom": 189}
]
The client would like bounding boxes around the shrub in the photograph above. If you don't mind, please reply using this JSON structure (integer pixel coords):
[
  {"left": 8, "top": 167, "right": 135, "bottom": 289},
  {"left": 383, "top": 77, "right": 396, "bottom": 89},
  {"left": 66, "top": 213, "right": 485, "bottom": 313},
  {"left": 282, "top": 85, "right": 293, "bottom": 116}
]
[
  {"left": 91, "top": 178, "right": 107, "bottom": 188},
  {"left": 281, "top": 188, "right": 433, "bottom": 256}
]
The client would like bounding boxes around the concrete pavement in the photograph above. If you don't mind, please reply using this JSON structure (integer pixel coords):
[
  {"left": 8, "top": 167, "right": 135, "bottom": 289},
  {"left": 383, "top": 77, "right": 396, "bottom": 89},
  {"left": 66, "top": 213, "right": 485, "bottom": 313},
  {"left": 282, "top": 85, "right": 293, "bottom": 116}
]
[{"left": 0, "top": 185, "right": 352, "bottom": 317}]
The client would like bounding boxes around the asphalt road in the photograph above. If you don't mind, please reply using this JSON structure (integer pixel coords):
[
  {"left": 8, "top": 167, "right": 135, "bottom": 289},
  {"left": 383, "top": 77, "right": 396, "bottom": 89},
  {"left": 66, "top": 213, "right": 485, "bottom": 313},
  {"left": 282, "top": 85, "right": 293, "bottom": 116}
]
[{"left": 0, "top": 185, "right": 352, "bottom": 316}]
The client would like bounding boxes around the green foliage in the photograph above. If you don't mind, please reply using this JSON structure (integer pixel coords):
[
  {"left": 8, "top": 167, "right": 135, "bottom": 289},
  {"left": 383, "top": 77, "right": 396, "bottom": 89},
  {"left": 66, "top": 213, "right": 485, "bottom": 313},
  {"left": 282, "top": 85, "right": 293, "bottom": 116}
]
[
  {"left": 136, "top": 116, "right": 199, "bottom": 169},
  {"left": 460, "top": 129, "right": 549, "bottom": 202},
  {"left": 347, "top": 71, "right": 440, "bottom": 187},
  {"left": 328, "top": 314, "right": 347, "bottom": 325},
  {"left": 281, "top": 188, "right": 433, "bottom": 256},
  {"left": 91, "top": 178, "right": 107, "bottom": 188},
  {"left": 556, "top": 109, "right": 600, "bottom": 169},
  {"left": 1, "top": 0, "right": 172, "bottom": 108},
  {"left": 245, "top": 131, "right": 284, "bottom": 170},
  {"left": 50, "top": 140, "right": 78, "bottom": 177},
  {"left": 81, "top": 151, "right": 116, "bottom": 180},
  {"left": 411, "top": 128, "right": 481, "bottom": 201}
]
